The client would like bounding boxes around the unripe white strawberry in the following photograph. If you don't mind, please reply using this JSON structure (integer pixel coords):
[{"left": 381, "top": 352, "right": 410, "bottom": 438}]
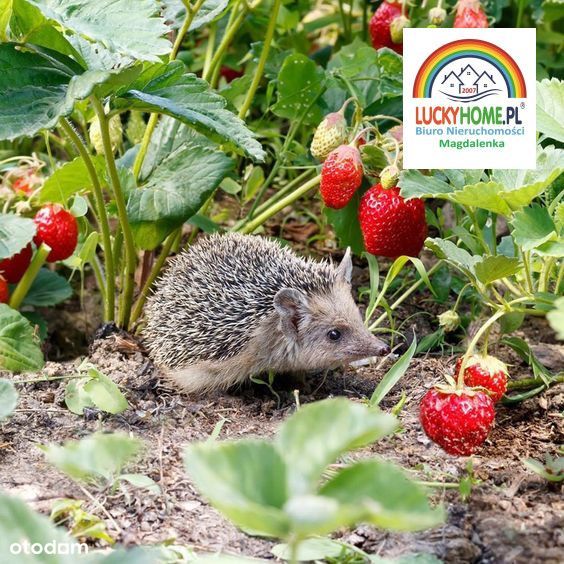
[
  {"left": 310, "top": 112, "right": 347, "bottom": 162},
  {"left": 428, "top": 6, "right": 447, "bottom": 25},
  {"left": 380, "top": 165, "right": 400, "bottom": 189},
  {"left": 438, "top": 310, "right": 460, "bottom": 333},
  {"left": 390, "top": 15, "right": 411, "bottom": 44}
]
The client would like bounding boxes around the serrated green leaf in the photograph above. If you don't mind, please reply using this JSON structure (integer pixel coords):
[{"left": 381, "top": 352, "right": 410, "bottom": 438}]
[
  {"left": 83, "top": 367, "right": 128, "bottom": 414},
  {"left": 537, "top": 78, "right": 564, "bottom": 142},
  {"left": 127, "top": 142, "right": 232, "bottom": 249},
  {"left": 115, "top": 62, "right": 265, "bottom": 160},
  {"left": 450, "top": 181, "right": 513, "bottom": 215},
  {"left": 276, "top": 398, "right": 397, "bottom": 495},
  {"left": 119, "top": 473, "right": 161, "bottom": 493},
  {"left": 271, "top": 538, "right": 344, "bottom": 561},
  {"left": 22, "top": 268, "right": 73, "bottom": 307},
  {"left": 65, "top": 378, "right": 95, "bottom": 415},
  {"left": 0, "top": 494, "right": 77, "bottom": 563},
  {"left": 39, "top": 155, "right": 106, "bottom": 203},
  {"left": 511, "top": 204, "right": 557, "bottom": 251},
  {"left": 0, "top": 0, "right": 13, "bottom": 41},
  {"left": 184, "top": 440, "right": 290, "bottom": 538},
  {"left": 0, "top": 43, "right": 111, "bottom": 141},
  {"left": 272, "top": 53, "right": 326, "bottom": 125},
  {"left": 474, "top": 255, "right": 522, "bottom": 284},
  {"left": 319, "top": 460, "right": 444, "bottom": 531},
  {"left": 0, "top": 213, "right": 35, "bottom": 260},
  {"left": 547, "top": 297, "right": 564, "bottom": 340},
  {"left": 27, "top": 0, "right": 171, "bottom": 62},
  {"left": 41, "top": 432, "right": 143, "bottom": 485},
  {"left": 0, "top": 379, "right": 18, "bottom": 420},
  {"left": 399, "top": 170, "right": 453, "bottom": 199},
  {"left": 329, "top": 39, "right": 402, "bottom": 106},
  {"left": 424, "top": 238, "right": 479, "bottom": 279},
  {"left": 0, "top": 304, "right": 44, "bottom": 372}
]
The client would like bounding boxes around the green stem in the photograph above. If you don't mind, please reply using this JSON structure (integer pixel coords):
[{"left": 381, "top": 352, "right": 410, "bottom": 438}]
[
  {"left": 130, "top": 232, "right": 176, "bottom": 326},
  {"left": 539, "top": 257, "right": 555, "bottom": 293},
  {"left": 233, "top": 169, "right": 313, "bottom": 230},
  {"left": 91, "top": 97, "right": 136, "bottom": 329},
  {"left": 522, "top": 251, "right": 534, "bottom": 293},
  {"left": 9, "top": 244, "right": 50, "bottom": 310},
  {"left": 516, "top": 0, "right": 526, "bottom": 27},
  {"left": 456, "top": 296, "right": 532, "bottom": 387},
  {"left": 60, "top": 118, "right": 115, "bottom": 322},
  {"left": 238, "top": 0, "right": 282, "bottom": 119},
  {"left": 368, "top": 261, "right": 443, "bottom": 331},
  {"left": 91, "top": 254, "right": 107, "bottom": 304},
  {"left": 204, "top": 1, "right": 247, "bottom": 82},
  {"left": 237, "top": 174, "right": 321, "bottom": 234},
  {"left": 507, "top": 374, "right": 564, "bottom": 391}
]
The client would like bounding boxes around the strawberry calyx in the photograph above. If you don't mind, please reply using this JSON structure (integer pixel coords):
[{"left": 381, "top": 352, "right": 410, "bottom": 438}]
[{"left": 432, "top": 381, "right": 491, "bottom": 398}]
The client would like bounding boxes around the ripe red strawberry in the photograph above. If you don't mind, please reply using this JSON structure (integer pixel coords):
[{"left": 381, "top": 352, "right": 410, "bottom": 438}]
[
  {"left": 220, "top": 66, "right": 244, "bottom": 83},
  {"left": 0, "top": 244, "right": 32, "bottom": 284},
  {"left": 454, "top": 0, "right": 488, "bottom": 28},
  {"left": 369, "top": 1, "right": 403, "bottom": 55},
  {"left": 320, "top": 145, "right": 363, "bottom": 209},
  {"left": 359, "top": 184, "right": 427, "bottom": 257},
  {"left": 33, "top": 205, "right": 78, "bottom": 262},
  {"left": 0, "top": 276, "right": 8, "bottom": 304},
  {"left": 420, "top": 388, "right": 495, "bottom": 456},
  {"left": 455, "top": 355, "right": 508, "bottom": 403}
]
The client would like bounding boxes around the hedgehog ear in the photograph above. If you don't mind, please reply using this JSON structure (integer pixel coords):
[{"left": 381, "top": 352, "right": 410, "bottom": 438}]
[
  {"left": 274, "top": 288, "right": 310, "bottom": 338},
  {"left": 336, "top": 247, "right": 352, "bottom": 284}
]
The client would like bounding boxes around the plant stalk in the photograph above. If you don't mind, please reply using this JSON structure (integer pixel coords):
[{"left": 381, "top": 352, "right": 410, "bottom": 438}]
[
  {"left": 9, "top": 244, "right": 51, "bottom": 310},
  {"left": 130, "top": 232, "right": 176, "bottom": 326},
  {"left": 60, "top": 119, "right": 115, "bottom": 321},
  {"left": 238, "top": 0, "right": 282, "bottom": 119},
  {"left": 237, "top": 174, "right": 321, "bottom": 234},
  {"left": 90, "top": 97, "right": 137, "bottom": 329}
]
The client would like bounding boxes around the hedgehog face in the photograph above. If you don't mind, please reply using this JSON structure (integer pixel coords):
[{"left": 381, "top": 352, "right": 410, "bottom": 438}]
[{"left": 273, "top": 281, "right": 389, "bottom": 371}]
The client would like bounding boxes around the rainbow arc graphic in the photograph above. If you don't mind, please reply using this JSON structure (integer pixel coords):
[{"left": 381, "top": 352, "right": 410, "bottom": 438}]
[{"left": 413, "top": 39, "right": 526, "bottom": 99}]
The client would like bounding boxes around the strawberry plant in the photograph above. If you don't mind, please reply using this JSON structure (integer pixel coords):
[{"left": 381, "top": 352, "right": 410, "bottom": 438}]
[{"left": 184, "top": 398, "right": 444, "bottom": 560}]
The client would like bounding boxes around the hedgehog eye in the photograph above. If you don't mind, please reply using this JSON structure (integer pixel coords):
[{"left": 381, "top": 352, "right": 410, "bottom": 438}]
[{"left": 327, "top": 329, "right": 342, "bottom": 341}]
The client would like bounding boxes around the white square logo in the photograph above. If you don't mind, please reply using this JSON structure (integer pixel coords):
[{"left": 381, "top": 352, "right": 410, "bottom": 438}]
[{"left": 403, "top": 28, "right": 536, "bottom": 169}]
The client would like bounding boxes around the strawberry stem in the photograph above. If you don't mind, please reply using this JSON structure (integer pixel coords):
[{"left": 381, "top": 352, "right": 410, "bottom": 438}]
[
  {"left": 457, "top": 297, "right": 532, "bottom": 388},
  {"left": 60, "top": 118, "right": 115, "bottom": 323},
  {"left": 237, "top": 174, "right": 321, "bottom": 234},
  {"left": 8, "top": 243, "right": 51, "bottom": 310}
]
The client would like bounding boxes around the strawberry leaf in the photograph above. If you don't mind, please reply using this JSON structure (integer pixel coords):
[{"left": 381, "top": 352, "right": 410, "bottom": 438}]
[
  {"left": 0, "top": 213, "right": 36, "bottom": 260},
  {"left": 27, "top": 0, "right": 171, "bottom": 62},
  {"left": 511, "top": 205, "right": 557, "bottom": 251},
  {"left": 474, "top": 256, "right": 522, "bottom": 285},
  {"left": 536, "top": 78, "right": 564, "bottom": 143},
  {"left": 0, "top": 304, "right": 44, "bottom": 373}
]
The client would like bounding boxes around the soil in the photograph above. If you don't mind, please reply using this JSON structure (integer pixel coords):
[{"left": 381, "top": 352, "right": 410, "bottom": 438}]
[{"left": 1, "top": 324, "right": 562, "bottom": 564}]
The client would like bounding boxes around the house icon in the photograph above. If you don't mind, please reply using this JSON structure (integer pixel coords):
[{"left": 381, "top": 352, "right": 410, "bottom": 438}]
[
  {"left": 473, "top": 71, "right": 495, "bottom": 93},
  {"left": 440, "top": 70, "right": 463, "bottom": 96},
  {"left": 459, "top": 64, "right": 480, "bottom": 87}
]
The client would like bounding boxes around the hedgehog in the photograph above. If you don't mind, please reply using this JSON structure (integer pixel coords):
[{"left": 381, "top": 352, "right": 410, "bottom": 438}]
[{"left": 143, "top": 233, "right": 389, "bottom": 394}]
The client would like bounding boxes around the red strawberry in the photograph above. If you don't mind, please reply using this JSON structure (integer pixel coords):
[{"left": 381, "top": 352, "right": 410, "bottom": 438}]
[
  {"left": 455, "top": 355, "right": 508, "bottom": 403},
  {"left": 420, "top": 388, "right": 495, "bottom": 456},
  {"left": 369, "top": 1, "right": 404, "bottom": 55},
  {"left": 359, "top": 184, "right": 427, "bottom": 257},
  {"left": 220, "top": 66, "right": 244, "bottom": 83},
  {"left": 320, "top": 145, "right": 363, "bottom": 209},
  {"left": 0, "top": 276, "right": 8, "bottom": 303},
  {"left": 454, "top": 0, "right": 488, "bottom": 28},
  {"left": 0, "top": 244, "right": 32, "bottom": 284},
  {"left": 33, "top": 205, "right": 78, "bottom": 262}
]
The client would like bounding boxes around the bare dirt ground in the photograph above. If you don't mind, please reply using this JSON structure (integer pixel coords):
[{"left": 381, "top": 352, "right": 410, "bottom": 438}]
[{"left": 1, "top": 325, "right": 562, "bottom": 563}]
